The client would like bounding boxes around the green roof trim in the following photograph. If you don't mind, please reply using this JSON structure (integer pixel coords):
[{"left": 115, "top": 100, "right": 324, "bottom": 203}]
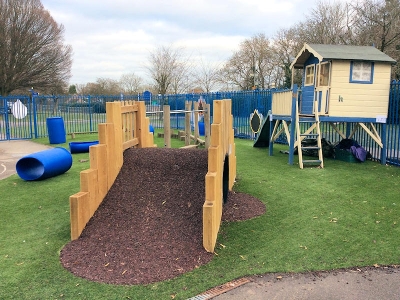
[{"left": 291, "top": 43, "right": 396, "bottom": 69}]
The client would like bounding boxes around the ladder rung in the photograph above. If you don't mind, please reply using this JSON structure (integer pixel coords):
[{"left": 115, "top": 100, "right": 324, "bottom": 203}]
[
  {"left": 299, "top": 119, "right": 316, "bottom": 123},
  {"left": 302, "top": 160, "right": 322, "bottom": 164},
  {"left": 300, "top": 133, "right": 319, "bottom": 137}
]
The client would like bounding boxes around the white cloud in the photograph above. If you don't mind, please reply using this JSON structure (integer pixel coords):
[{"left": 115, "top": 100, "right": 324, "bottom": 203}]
[{"left": 40, "top": 0, "right": 349, "bottom": 86}]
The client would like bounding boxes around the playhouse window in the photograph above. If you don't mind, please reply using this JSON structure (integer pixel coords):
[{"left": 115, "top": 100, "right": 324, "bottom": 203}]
[
  {"left": 318, "top": 62, "right": 330, "bottom": 86},
  {"left": 305, "top": 65, "right": 314, "bottom": 86},
  {"left": 350, "top": 61, "right": 374, "bottom": 83}
]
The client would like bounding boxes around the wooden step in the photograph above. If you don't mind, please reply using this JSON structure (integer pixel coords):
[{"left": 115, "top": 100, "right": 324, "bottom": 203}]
[
  {"left": 301, "top": 146, "right": 320, "bottom": 150},
  {"left": 302, "top": 159, "right": 322, "bottom": 164}
]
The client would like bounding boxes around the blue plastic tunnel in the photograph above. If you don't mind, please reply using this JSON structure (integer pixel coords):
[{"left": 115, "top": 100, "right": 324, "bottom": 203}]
[
  {"left": 16, "top": 147, "right": 73, "bottom": 181},
  {"left": 69, "top": 141, "right": 99, "bottom": 153}
]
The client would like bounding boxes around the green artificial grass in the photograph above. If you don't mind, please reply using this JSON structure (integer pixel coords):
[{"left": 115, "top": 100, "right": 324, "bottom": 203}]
[{"left": 0, "top": 135, "right": 399, "bottom": 299}]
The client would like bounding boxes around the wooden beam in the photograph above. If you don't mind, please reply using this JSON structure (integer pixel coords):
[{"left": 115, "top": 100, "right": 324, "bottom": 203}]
[
  {"left": 328, "top": 122, "right": 346, "bottom": 139},
  {"left": 359, "top": 122, "right": 383, "bottom": 148}
]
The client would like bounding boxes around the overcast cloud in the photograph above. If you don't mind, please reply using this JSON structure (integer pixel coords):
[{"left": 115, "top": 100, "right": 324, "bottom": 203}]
[{"left": 41, "top": 0, "right": 326, "bottom": 86}]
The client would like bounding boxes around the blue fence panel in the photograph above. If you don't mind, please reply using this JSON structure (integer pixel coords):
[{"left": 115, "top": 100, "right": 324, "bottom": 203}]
[
  {"left": 2, "top": 83, "right": 400, "bottom": 166},
  {"left": 386, "top": 81, "right": 400, "bottom": 165},
  {"left": 0, "top": 96, "right": 32, "bottom": 140}
]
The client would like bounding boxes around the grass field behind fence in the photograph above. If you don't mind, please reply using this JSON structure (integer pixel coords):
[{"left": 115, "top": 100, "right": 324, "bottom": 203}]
[{"left": 0, "top": 134, "right": 399, "bottom": 299}]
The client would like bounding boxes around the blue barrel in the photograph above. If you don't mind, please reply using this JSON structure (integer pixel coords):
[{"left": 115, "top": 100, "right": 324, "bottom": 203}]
[
  {"left": 198, "top": 122, "right": 205, "bottom": 136},
  {"left": 16, "top": 147, "right": 73, "bottom": 181},
  {"left": 69, "top": 141, "right": 99, "bottom": 153},
  {"left": 47, "top": 117, "right": 66, "bottom": 144}
]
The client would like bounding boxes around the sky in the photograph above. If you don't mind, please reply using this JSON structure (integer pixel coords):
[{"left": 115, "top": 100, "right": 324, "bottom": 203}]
[{"left": 40, "top": 0, "right": 325, "bottom": 86}]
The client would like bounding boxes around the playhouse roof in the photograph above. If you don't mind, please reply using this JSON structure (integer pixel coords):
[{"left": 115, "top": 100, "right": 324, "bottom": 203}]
[{"left": 291, "top": 43, "right": 397, "bottom": 69}]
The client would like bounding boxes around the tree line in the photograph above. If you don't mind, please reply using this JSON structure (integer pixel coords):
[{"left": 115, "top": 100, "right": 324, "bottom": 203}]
[{"left": 1, "top": 0, "right": 399, "bottom": 96}]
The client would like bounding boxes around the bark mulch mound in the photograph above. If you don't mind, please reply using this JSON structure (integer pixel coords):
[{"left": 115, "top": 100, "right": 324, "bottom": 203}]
[{"left": 60, "top": 147, "right": 265, "bottom": 285}]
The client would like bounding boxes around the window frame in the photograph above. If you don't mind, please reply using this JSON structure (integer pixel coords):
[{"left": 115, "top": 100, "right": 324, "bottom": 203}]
[
  {"left": 305, "top": 65, "right": 315, "bottom": 86},
  {"left": 317, "top": 61, "right": 331, "bottom": 87},
  {"left": 349, "top": 61, "right": 374, "bottom": 84}
]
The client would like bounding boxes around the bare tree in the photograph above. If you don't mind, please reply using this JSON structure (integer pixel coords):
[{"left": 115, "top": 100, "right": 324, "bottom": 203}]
[
  {"left": 75, "top": 84, "right": 88, "bottom": 94},
  {"left": 192, "top": 58, "right": 222, "bottom": 93},
  {"left": 352, "top": 0, "right": 400, "bottom": 78},
  {"left": 352, "top": 0, "right": 400, "bottom": 50},
  {"left": 75, "top": 78, "right": 120, "bottom": 95},
  {"left": 0, "top": 0, "right": 72, "bottom": 95},
  {"left": 221, "top": 33, "right": 276, "bottom": 90},
  {"left": 146, "top": 45, "right": 189, "bottom": 95},
  {"left": 170, "top": 60, "right": 193, "bottom": 94},
  {"left": 119, "top": 73, "right": 143, "bottom": 94}
]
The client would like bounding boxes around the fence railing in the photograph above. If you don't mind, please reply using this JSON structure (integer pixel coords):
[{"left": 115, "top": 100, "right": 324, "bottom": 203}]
[{"left": 1, "top": 82, "right": 400, "bottom": 165}]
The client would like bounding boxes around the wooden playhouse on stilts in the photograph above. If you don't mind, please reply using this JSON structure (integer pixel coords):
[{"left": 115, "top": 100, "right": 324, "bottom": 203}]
[{"left": 268, "top": 43, "right": 396, "bottom": 168}]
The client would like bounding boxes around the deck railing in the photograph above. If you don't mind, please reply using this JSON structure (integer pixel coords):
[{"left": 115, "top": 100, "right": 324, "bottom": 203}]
[{"left": 271, "top": 89, "right": 293, "bottom": 116}]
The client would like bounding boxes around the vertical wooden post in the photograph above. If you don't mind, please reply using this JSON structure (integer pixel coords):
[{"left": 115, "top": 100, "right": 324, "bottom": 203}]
[
  {"left": 89, "top": 144, "right": 108, "bottom": 203},
  {"left": 69, "top": 192, "right": 90, "bottom": 240},
  {"left": 185, "top": 101, "right": 191, "bottom": 146},
  {"left": 204, "top": 103, "right": 211, "bottom": 149},
  {"left": 106, "top": 102, "right": 123, "bottom": 174},
  {"left": 99, "top": 122, "right": 117, "bottom": 188},
  {"left": 137, "top": 101, "right": 148, "bottom": 147},
  {"left": 289, "top": 84, "right": 298, "bottom": 165},
  {"left": 194, "top": 101, "right": 199, "bottom": 141},
  {"left": 163, "top": 105, "right": 171, "bottom": 148}
]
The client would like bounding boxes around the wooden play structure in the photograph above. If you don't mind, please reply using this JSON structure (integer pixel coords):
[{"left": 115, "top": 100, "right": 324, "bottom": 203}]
[
  {"left": 69, "top": 99, "right": 236, "bottom": 253},
  {"left": 69, "top": 101, "right": 155, "bottom": 240},
  {"left": 150, "top": 101, "right": 211, "bottom": 149},
  {"left": 269, "top": 43, "right": 396, "bottom": 168},
  {"left": 203, "top": 99, "right": 236, "bottom": 252}
]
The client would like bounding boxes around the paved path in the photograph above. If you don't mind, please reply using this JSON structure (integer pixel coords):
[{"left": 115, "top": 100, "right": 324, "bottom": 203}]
[
  {"left": 0, "top": 140, "right": 52, "bottom": 180},
  {"left": 211, "top": 266, "right": 400, "bottom": 300}
]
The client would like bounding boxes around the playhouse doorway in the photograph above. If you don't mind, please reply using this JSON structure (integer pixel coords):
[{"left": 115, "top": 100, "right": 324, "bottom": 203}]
[{"left": 315, "top": 62, "right": 331, "bottom": 114}]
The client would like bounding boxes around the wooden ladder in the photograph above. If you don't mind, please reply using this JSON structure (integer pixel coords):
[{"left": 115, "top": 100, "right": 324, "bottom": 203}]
[{"left": 295, "top": 101, "right": 324, "bottom": 169}]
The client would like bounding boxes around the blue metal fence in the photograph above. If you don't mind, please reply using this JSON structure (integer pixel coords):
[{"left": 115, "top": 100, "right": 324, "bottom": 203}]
[{"left": 1, "top": 82, "right": 400, "bottom": 166}]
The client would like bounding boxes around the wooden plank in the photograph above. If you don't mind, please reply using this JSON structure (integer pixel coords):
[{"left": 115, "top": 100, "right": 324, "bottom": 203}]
[
  {"left": 106, "top": 102, "right": 123, "bottom": 172},
  {"left": 207, "top": 147, "right": 219, "bottom": 173},
  {"left": 80, "top": 169, "right": 98, "bottom": 217},
  {"left": 328, "top": 122, "right": 346, "bottom": 139},
  {"left": 203, "top": 201, "right": 216, "bottom": 252},
  {"left": 120, "top": 104, "right": 139, "bottom": 113},
  {"left": 123, "top": 138, "right": 139, "bottom": 150},
  {"left": 185, "top": 101, "right": 191, "bottom": 146},
  {"left": 180, "top": 144, "right": 199, "bottom": 149},
  {"left": 359, "top": 122, "right": 383, "bottom": 147},
  {"left": 70, "top": 192, "right": 90, "bottom": 240},
  {"left": 282, "top": 121, "right": 290, "bottom": 147},
  {"left": 204, "top": 103, "right": 211, "bottom": 149},
  {"left": 164, "top": 105, "right": 171, "bottom": 148},
  {"left": 194, "top": 101, "right": 199, "bottom": 140},
  {"left": 196, "top": 138, "right": 205, "bottom": 145},
  {"left": 89, "top": 144, "right": 108, "bottom": 204}
]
